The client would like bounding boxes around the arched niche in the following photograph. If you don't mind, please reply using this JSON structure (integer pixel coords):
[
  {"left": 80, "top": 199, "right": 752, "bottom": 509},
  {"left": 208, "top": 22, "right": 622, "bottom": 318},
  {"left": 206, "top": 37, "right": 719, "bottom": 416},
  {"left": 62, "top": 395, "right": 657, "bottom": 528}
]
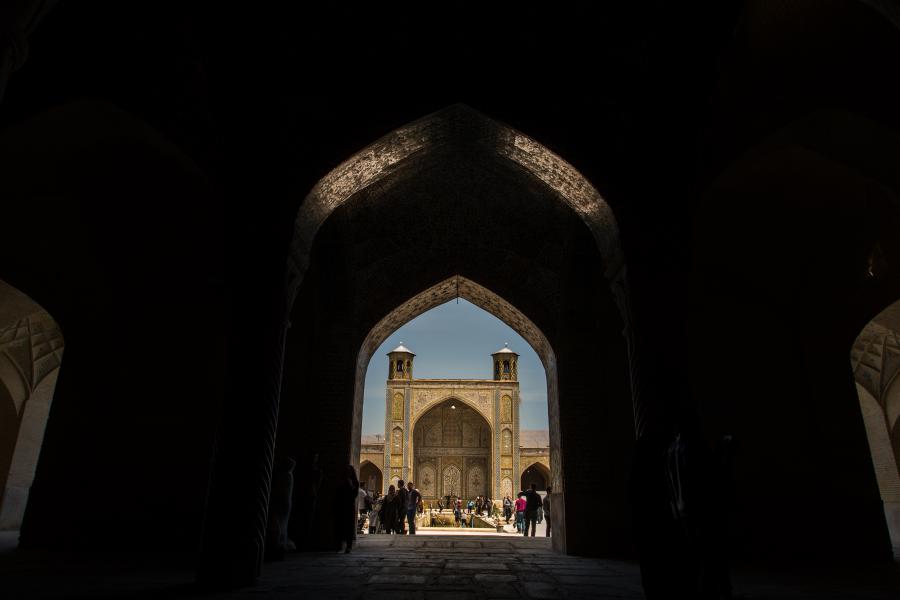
[
  {"left": 412, "top": 398, "right": 492, "bottom": 500},
  {"left": 0, "top": 280, "right": 64, "bottom": 531},
  {"left": 521, "top": 461, "right": 551, "bottom": 492},
  {"left": 359, "top": 460, "right": 382, "bottom": 494}
]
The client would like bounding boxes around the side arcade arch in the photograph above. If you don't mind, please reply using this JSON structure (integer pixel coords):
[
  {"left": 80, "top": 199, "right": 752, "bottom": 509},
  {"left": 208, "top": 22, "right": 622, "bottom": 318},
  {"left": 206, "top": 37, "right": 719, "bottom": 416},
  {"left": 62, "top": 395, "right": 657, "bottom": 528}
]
[
  {"left": 0, "top": 280, "right": 64, "bottom": 530},
  {"left": 851, "top": 298, "right": 900, "bottom": 559}
]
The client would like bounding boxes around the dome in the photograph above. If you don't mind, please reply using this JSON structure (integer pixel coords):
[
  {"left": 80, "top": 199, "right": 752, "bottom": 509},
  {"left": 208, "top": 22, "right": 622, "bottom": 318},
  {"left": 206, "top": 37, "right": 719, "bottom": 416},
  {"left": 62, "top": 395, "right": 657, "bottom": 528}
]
[
  {"left": 388, "top": 343, "right": 414, "bottom": 355},
  {"left": 492, "top": 342, "right": 518, "bottom": 355}
]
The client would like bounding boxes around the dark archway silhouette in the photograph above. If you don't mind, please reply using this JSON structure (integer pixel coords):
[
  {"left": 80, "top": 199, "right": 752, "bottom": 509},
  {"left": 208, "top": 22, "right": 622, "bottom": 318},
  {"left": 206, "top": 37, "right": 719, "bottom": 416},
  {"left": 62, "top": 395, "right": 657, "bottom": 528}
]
[
  {"left": 358, "top": 460, "right": 382, "bottom": 495},
  {"left": 521, "top": 462, "right": 551, "bottom": 492},
  {"left": 266, "top": 106, "right": 636, "bottom": 569}
]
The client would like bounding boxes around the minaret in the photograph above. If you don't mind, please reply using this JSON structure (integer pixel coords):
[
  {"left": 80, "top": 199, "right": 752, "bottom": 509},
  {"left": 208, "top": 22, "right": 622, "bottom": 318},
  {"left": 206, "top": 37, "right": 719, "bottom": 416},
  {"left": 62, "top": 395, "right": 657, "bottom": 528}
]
[
  {"left": 492, "top": 342, "right": 518, "bottom": 381},
  {"left": 387, "top": 342, "right": 414, "bottom": 380},
  {"left": 385, "top": 343, "right": 415, "bottom": 491}
]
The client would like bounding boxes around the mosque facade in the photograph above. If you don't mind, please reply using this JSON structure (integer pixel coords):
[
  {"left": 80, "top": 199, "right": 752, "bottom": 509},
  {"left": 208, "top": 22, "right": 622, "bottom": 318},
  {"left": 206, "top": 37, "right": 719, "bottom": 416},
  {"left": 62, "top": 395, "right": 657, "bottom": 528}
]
[{"left": 359, "top": 344, "right": 551, "bottom": 502}]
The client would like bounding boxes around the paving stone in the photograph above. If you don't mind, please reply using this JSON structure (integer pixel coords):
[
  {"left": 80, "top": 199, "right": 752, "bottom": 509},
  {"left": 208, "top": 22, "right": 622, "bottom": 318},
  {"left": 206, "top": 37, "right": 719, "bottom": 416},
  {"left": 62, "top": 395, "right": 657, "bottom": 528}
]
[
  {"left": 523, "top": 582, "right": 565, "bottom": 599},
  {"left": 365, "top": 591, "right": 425, "bottom": 600},
  {"left": 474, "top": 573, "right": 519, "bottom": 583},
  {"left": 437, "top": 575, "right": 476, "bottom": 585},
  {"left": 558, "top": 575, "right": 627, "bottom": 585},
  {"left": 517, "top": 572, "right": 554, "bottom": 583},
  {"left": 369, "top": 574, "right": 428, "bottom": 584},
  {"left": 426, "top": 591, "right": 477, "bottom": 600},
  {"left": 379, "top": 566, "right": 442, "bottom": 576},
  {"left": 445, "top": 561, "right": 509, "bottom": 570},
  {"left": 479, "top": 582, "right": 523, "bottom": 598}
]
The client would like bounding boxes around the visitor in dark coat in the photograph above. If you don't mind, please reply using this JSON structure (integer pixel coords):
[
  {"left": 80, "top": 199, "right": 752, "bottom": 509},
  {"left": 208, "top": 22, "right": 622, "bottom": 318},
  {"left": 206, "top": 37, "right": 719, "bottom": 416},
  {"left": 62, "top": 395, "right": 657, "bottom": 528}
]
[
  {"left": 379, "top": 484, "right": 400, "bottom": 534},
  {"left": 334, "top": 464, "right": 359, "bottom": 553}
]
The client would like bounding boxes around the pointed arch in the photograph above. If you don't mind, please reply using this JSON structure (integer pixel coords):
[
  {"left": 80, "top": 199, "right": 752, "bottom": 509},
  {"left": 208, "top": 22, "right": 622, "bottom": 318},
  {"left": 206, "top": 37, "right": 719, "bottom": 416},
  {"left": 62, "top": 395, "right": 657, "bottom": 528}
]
[
  {"left": 359, "top": 460, "right": 383, "bottom": 494},
  {"left": 851, "top": 298, "right": 900, "bottom": 558},
  {"left": 288, "top": 104, "right": 624, "bottom": 292},
  {"left": 0, "top": 279, "right": 64, "bottom": 530},
  {"left": 279, "top": 103, "right": 636, "bottom": 558},
  {"left": 352, "top": 276, "right": 563, "bottom": 497},
  {"left": 521, "top": 461, "right": 552, "bottom": 492}
]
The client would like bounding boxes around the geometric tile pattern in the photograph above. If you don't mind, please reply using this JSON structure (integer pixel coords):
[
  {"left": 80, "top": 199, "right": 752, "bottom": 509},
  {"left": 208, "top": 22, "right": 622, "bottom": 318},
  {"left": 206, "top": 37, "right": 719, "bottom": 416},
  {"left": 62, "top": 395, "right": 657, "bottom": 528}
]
[
  {"left": 0, "top": 311, "right": 64, "bottom": 415},
  {"left": 851, "top": 321, "right": 900, "bottom": 407}
]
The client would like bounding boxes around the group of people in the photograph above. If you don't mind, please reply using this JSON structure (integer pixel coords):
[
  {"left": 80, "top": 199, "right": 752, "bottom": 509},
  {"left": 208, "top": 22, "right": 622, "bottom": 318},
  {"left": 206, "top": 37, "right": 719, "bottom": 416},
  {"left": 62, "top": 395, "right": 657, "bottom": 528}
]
[
  {"left": 502, "top": 483, "right": 551, "bottom": 537},
  {"left": 360, "top": 479, "right": 423, "bottom": 537},
  {"left": 436, "top": 495, "right": 495, "bottom": 518},
  {"left": 335, "top": 464, "right": 554, "bottom": 553}
]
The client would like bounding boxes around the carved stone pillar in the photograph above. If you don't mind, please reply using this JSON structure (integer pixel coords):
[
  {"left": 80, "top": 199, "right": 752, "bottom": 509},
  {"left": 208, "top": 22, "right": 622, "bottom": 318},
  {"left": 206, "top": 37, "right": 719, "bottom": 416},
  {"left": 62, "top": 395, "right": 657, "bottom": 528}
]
[
  {"left": 493, "top": 388, "right": 501, "bottom": 499},
  {"left": 382, "top": 387, "right": 391, "bottom": 495},
  {"left": 513, "top": 389, "right": 520, "bottom": 493},
  {"left": 197, "top": 285, "right": 288, "bottom": 588}
]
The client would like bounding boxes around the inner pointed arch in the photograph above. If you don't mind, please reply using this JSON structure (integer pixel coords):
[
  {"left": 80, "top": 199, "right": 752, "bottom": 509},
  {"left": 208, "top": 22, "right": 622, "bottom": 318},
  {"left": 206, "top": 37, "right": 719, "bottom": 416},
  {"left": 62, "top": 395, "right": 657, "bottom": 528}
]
[
  {"left": 351, "top": 275, "right": 563, "bottom": 493},
  {"left": 355, "top": 276, "right": 555, "bottom": 386}
]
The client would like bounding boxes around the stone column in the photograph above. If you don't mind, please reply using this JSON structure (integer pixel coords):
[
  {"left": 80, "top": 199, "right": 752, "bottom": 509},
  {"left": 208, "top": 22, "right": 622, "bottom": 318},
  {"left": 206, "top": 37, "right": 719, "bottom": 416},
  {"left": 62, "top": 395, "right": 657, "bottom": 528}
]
[
  {"left": 513, "top": 388, "right": 520, "bottom": 493},
  {"left": 197, "top": 286, "right": 288, "bottom": 588},
  {"left": 493, "top": 387, "right": 501, "bottom": 500},
  {"left": 403, "top": 386, "right": 411, "bottom": 483}
]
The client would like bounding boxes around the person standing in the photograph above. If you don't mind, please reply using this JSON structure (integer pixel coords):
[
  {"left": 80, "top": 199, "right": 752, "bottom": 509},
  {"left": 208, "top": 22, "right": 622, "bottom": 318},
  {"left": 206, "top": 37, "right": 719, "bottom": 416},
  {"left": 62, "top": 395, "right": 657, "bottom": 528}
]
[
  {"left": 543, "top": 485, "right": 552, "bottom": 537},
  {"left": 335, "top": 465, "right": 360, "bottom": 553},
  {"left": 300, "top": 452, "right": 323, "bottom": 550},
  {"left": 369, "top": 492, "right": 383, "bottom": 534},
  {"left": 405, "top": 481, "right": 422, "bottom": 534},
  {"left": 523, "top": 483, "right": 542, "bottom": 537},
  {"left": 265, "top": 455, "right": 296, "bottom": 561},
  {"left": 503, "top": 495, "right": 512, "bottom": 523},
  {"left": 357, "top": 482, "right": 370, "bottom": 534},
  {"left": 379, "top": 484, "right": 399, "bottom": 534},
  {"left": 396, "top": 480, "right": 409, "bottom": 534},
  {"left": 514, "top": 493, "right": 526, "bottom": 533}
]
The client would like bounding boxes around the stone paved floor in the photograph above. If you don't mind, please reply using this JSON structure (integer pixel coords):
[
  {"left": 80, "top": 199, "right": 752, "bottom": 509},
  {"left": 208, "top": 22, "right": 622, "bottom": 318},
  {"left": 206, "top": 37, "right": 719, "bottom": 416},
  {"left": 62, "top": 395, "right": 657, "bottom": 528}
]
[
  {"left": 1, "top": 532, "right": 899, "bottom": 598},
  {"left": 241, "top": 535, "right": 640, "bottom": 600}
]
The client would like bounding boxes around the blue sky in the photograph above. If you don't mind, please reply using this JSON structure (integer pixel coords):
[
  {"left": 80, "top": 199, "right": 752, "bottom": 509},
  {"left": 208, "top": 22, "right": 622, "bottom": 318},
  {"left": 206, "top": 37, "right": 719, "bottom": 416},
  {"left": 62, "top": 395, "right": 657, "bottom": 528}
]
[{"left": 362, "top": 299, "right": 549, "bottom": 435}]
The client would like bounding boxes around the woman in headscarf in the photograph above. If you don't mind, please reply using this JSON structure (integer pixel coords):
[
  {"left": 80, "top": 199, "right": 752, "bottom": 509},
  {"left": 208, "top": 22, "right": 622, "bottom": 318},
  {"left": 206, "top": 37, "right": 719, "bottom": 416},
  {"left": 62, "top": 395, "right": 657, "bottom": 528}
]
[{"left": 379, "top": 484, "right": 400, "bottom": 534}]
